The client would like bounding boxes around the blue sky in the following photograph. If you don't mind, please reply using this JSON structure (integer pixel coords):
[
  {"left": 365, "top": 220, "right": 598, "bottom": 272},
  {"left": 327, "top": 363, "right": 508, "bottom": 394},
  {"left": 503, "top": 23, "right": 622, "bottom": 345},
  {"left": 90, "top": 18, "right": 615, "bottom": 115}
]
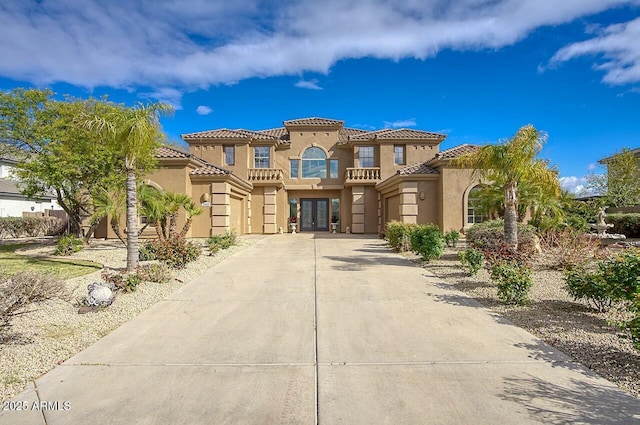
[{"left": 1, "top": 1, "right": 640, "bottom": 194}]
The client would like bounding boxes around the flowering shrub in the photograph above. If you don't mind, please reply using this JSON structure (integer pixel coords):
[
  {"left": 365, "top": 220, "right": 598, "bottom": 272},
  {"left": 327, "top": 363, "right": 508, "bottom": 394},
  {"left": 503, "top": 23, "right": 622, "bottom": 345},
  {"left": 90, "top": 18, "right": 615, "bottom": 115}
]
[{"left": 155, "top": 237, "right": 202, "bottom": 269}]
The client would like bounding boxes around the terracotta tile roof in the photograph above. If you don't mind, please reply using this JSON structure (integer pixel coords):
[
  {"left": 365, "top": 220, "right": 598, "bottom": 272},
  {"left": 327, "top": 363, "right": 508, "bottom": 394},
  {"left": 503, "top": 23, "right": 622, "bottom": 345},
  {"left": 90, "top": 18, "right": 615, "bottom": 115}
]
[
  {"left": 338, "top": 127, "right": 371, "bottom": 144},
  {"left": 190, "top": 164, "right": 230, "bottom": 176},
  {"left": 182, "top": 128, "right": 279, "bottom": 142},
  {"left": 233, "top": 129, "right": 278, "bottom": 140},
  {"left": 396, "top": 163, "right": 439, "bottom": 175},
  {"left": 155, "top": 146, "right": 231, "bottom": 176},
  {"left": 434, "top": 144, "right": 482, "bottom": 159},
  {"left": 284, "top": 117, "right": 344, "bottom": 127},
  {"left": 258, "top": 127, "right": 290, "bottom": 142},
  {"left": 349, "top": 128, "right": 445, "bottom": 141}
]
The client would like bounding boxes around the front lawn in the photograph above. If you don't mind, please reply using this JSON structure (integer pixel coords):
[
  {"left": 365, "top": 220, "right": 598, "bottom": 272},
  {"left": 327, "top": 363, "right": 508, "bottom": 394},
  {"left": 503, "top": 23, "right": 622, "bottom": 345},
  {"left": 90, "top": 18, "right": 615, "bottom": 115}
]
[{"left": 0, "top": 244, "right": 102, "bottom": 278}]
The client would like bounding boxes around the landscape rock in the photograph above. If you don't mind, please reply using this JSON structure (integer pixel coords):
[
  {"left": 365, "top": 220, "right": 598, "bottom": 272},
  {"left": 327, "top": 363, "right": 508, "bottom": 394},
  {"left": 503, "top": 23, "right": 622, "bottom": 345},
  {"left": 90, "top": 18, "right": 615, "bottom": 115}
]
[{"left": 86, "top": 282, "right": 116, "bottom": 307}]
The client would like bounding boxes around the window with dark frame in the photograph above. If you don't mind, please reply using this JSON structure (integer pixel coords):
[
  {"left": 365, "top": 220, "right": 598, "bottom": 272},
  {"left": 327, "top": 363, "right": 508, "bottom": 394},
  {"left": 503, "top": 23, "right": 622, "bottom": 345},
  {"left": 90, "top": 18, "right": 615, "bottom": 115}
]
[
  {"left": 394, "top": 145, "right": 405, "bottom": 165},
  {"left": 224, "top": 145, "right": 235, "bottom": 166}
]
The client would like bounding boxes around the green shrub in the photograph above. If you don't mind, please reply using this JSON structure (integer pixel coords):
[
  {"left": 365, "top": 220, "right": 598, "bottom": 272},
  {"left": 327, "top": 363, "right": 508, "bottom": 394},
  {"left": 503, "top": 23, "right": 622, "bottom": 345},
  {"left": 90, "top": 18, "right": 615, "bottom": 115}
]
[
  {"left": 385, "top": 221, "right": 417, "bottom": 252},
  {"left": 0, "top": 216, "right": 64, "bottom": 239},
  {"left": 489, "top": 261, "right": 533, "bottom": 305},
  {"left": 54, "top": 234, "right": 84, "bottom": 256},
  {"left": 206, "top": 231, "right": 237, "bottom": 255},
  {"left": 0, "top": 270, "right": 70, "bottom": 332},
  {"left": 466, "top": 219, "right": 539, "bottom": 257},
  {"left": 139, "top": 240, "right": 159, "bottom": 261},
  {"left": 137, "top": 263, "right": 173, "bottom": 283},
  {"left": 410, "top": 224, "right": 444, "bottom": 261},
  {"left": 606, "top": 213, "right": 640, "bottom": 238},
  {"left": 564, "top": 249, "right": 640, "bottom": 311},
  {"left": 444, "top": 230, "right": 460, "bottom": 247},
  {"left": 564, "top": 267, "right": 612, "bottom": 312},
  {"left": 102, "top": 269, "right": 142, "bottom": 292},
  {"left": 628, "top": 295, "right": 640, "bottom": 349},
  {"left": 156, "top": 237, "right": 202, "bottom": 269},
  {"left": 565, "top": 215, "right": 590, "bottom": 233},
  {"left": 457, "top": 248, "right": 484, "bottom": 276}
]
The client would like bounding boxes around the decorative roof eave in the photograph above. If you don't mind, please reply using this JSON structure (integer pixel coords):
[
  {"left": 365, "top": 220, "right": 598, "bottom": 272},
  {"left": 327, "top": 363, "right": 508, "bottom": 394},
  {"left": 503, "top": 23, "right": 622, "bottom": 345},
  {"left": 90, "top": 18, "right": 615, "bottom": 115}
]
[
  {"left": 283, "top": 117, "right": 345, "bottom": 128},
  {"left": 376, "top": 172, "right": 439, "bottom": 194},
  {"left": 189, "top": 172, "right": 253, "bottom": 192}
]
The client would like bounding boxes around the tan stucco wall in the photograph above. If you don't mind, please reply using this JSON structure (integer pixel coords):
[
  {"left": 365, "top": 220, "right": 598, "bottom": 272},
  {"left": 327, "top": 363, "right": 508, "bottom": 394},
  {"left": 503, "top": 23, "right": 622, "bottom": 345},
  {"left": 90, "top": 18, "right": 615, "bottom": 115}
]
[
  {"left": 379, "top": 143, "right": 440, "bottom": 181},
  {"left": 385, "top": 194, "right": 401, "bottom": 223},
  {"left": 440, "top": 167, "right": 477, "bottom": 232},
  {"left": 417, "top": 179, "right": 440, "bottom": 226},
  {"left": 250, "top": 186, "right": 264, "bottom": 234}
]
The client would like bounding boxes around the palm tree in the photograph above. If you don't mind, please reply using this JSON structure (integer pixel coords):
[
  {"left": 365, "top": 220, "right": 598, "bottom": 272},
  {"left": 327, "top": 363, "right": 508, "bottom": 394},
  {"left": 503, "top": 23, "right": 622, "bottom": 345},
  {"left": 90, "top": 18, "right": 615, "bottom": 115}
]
[
  {"left": 179, "top": 200, "right": 204, "bottom": 238},
  {"left": 90, "top": 187, "right": 126, "bottom": 245},
  {"left": 456, "top": 125, "right": 560, "bottom": 251},
  {"left": 83, "top": 102, "right": 173, "bottom": 271},
  {"left": 163, "top": 192, "right": 192, "bottom": 238}
]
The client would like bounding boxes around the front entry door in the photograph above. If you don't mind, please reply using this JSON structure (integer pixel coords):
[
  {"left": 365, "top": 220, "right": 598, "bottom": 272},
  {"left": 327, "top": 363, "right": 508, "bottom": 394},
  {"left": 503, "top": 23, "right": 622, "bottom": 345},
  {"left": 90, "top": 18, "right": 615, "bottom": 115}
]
[{"left": 300, "top": 198, "right": 329, "bottom": 231}]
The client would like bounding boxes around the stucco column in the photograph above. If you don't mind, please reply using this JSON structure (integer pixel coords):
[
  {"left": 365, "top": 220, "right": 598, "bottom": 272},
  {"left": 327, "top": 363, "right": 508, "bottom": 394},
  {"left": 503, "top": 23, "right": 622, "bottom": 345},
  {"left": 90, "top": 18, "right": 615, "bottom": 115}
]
[
  {"left": 211, "top": 182, "right": 231, "bottom": 235},
  {"left": 377, "top": 191, "right": 382, "bottom": 234},
  {"left": 263, "top": 186, "right": 277, "bottom": 234},
  {"left": 351, "top": 185, "right": 365, "bottom": 234},
  {"left": 246, "top": 194, "right": 252, "bottom": 234},
  {"left": 399, "top": 181, "right": 418, "bottom": 225}
]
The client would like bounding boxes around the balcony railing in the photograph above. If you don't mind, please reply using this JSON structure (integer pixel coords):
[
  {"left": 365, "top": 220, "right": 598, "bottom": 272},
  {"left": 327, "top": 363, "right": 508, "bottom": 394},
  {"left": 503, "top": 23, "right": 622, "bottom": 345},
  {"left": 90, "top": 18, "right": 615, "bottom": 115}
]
[
  {"left": 344, "top": 167, "right": 381, "bottom": 185},
  {"left": 247, "top": 168, "right": 284, "bottom": 185}
]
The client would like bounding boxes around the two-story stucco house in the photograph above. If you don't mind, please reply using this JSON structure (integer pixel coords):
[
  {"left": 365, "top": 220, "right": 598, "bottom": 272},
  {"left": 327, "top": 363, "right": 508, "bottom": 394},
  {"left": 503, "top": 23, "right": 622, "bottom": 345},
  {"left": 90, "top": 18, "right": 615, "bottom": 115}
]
[{"left": 126, "top": 117, "right": 483, "bottom": 238}]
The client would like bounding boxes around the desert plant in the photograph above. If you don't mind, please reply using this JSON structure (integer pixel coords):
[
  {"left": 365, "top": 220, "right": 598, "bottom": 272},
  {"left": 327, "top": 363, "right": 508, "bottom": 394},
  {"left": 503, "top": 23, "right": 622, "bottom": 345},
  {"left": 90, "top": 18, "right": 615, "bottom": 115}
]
[
  {"left": 155, "top": 237, "right": 202, "bottom": 269},
  {"left": 206, "top": 230, "right": 237, "bottom": 254},
  {"left": 457, "top": 248, "right": 484, "bottom": 276},
  {"left": 54, "top": 234, "right": 84, "bottom": 256},
  {"left": 539, "top": 228, "right": 602, "bottom": 270},
  {"left": 138, "top": 240, "right": 159, "bottom": 261},
  {"left": 137, "top": 263, "right": 173, "bottom": 283},
  {"left": 101, "top": 269, "right": 142, "bottom": 292},
  {"left": 489, "top": 261, "right": 533, "bottom": 305},
  {"left": 444, "top": 229, "right": 460, "bottom": 247},
  {"left": 0, "top": 271, "right": 71, "bottom": 332},
  {"left": 410, "top": 224, "right": 445, "bottom": 261}
]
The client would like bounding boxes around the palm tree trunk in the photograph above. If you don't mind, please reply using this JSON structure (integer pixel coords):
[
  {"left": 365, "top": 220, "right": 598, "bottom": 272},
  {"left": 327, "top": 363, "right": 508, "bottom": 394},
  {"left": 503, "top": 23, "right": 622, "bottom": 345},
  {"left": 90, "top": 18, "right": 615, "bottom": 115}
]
[
  {"left": 504, "top": 181, "right": 519, "bottom": 251},
  {"left": 110, "top": 218, "right": 127, "bottom": 246},
  {"left": 154, "top": 220, "right": 164, "bottom": 240},
  {"left": 179, "top": 218, "right": 193, "bottom": 238},
  {"left": 168, "top": 213, "right": 178, "bottom": 238},
  {"left": 125, "top": 168, "right": 139, "bottom": 272}
]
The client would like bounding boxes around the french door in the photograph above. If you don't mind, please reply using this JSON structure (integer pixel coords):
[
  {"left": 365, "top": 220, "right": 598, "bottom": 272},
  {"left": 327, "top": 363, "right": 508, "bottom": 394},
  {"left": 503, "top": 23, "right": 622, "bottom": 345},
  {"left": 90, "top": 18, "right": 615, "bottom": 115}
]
[{"left": 300, "top": 198, "right": 329, "bottom": 231}]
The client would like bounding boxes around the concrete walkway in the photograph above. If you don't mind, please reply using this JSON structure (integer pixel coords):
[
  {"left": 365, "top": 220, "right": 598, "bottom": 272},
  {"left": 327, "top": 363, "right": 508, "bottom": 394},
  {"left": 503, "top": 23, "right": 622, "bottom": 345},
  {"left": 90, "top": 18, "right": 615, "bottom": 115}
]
[{"left": 2, "top": 234, "right": 639, "bottom": 424}]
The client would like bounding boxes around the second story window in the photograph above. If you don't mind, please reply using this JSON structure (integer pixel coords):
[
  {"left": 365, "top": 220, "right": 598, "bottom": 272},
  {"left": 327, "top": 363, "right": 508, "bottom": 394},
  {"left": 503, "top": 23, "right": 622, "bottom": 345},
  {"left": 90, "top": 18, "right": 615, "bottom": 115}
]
[
  {"left": 302, "top": 147, "right": 327, "bottom": 178},
  {"left": 329, "top": 159, "right": 338, "bottom": 178},
  {"left": 224, "top": 145, "right": 235, "bottom": 166},
  {"left": 290, "top": 159, "right": 299, "bottom": 178},
  {"left": 360, "top": 146, "right": 374, "bottom": 167},
  {"left": 254, "top": 146, "right": 270, "bottom": 168},
  {"left": 394, "top": 145, "right": 405, "bottom": 165}
]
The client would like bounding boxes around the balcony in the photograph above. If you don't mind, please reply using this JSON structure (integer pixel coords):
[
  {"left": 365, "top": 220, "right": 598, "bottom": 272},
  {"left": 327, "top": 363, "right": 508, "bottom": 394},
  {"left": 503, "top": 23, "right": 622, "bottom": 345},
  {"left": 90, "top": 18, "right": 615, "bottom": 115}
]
[
  {"left": 247, "top": 168, "right": 284, "bottom": 186},
  {"left": 344, "top": 167, "right": 381, "bottom": 186}
]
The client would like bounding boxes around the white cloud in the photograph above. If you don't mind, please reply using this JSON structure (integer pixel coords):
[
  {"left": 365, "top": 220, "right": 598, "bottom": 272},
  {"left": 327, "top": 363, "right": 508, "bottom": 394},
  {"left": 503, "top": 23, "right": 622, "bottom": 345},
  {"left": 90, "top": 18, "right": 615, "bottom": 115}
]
[
  {"left": 294, "top": 79, "right": 322, "bottom": 90},
  {"left": 138, "top": 87, "right": 184, "bottom": 110},
  {"left": 383, "top": 118, "right": 417, "bottom": 128},
  {"left": 196, "top": 105, "right": 213, "bottom": 115},
  {"left": 559, "top": 176, "right": 587, "bottom": 193},
  {"left": 550, "top": 16, "right": 640, "bottom": 85},
  {"left": 587, "top": 162, "right": 599, "bottom": 171},
  {"left": 0, "top": 0, "right": 638, "bottom": 95}
]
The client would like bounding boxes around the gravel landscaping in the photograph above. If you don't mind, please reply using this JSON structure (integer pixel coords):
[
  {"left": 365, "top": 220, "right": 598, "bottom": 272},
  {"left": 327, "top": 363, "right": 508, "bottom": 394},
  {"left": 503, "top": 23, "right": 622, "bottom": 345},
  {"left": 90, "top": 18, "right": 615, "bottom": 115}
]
[
  {"left": 422, "top": 244, "right": 640, "bottom": 399},
  {"left": 0, "top": 235, "right": 263, "bottom": 403}
]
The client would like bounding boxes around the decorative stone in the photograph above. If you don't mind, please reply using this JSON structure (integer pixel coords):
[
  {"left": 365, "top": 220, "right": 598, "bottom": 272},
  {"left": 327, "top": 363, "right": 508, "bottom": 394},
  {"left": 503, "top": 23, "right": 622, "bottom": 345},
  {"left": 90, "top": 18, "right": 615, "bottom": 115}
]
[{"left": 86, "top": 282, "right": 116, "bottom": 307}]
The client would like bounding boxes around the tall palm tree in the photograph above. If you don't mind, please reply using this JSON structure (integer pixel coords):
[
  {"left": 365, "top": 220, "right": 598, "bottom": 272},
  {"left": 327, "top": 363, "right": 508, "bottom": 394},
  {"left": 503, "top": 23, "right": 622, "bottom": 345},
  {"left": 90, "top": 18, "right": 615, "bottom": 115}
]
[
  {"left": 83, "top": 102, "right": 173, "bottom": 271},
  {"left": 456, "top": 125, "right": 560, "bottom": 251}
]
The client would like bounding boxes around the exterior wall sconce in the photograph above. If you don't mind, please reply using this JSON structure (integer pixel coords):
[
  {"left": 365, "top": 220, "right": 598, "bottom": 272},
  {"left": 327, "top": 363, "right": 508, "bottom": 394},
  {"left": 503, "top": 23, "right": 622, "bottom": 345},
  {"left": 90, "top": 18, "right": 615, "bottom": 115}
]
[
  {"left": 419, "top": 192, "right": 426, "bottom": 200},
  {"left": 201, "top": 193, "right": 211, "bottom": 206}
]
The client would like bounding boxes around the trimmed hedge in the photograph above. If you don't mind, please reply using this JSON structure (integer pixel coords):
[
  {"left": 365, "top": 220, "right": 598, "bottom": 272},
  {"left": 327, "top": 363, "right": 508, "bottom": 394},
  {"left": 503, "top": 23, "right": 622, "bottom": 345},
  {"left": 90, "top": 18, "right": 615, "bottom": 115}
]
[
  {"left": 0, "top": 216, "right": 64, "bottom": 239},
  {"left": 410, "top": 224, "right": 445, "bottom": 261},
  {"left": 385, "top": 221, "right": 417, "bottom": 252},
  {"left": 606, "top": 213, "right": 640, "bottom": 238}
]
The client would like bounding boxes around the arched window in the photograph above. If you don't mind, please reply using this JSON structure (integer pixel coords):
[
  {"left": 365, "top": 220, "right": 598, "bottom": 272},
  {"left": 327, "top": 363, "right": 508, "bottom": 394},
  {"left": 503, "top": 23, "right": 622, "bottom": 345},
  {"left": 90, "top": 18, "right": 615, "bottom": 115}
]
[
  {"left": 467, "top": 186, "right": 487, "bottom": 225},
  {"left": 302, "top": 147, "right": 327, "bottom": 178}
]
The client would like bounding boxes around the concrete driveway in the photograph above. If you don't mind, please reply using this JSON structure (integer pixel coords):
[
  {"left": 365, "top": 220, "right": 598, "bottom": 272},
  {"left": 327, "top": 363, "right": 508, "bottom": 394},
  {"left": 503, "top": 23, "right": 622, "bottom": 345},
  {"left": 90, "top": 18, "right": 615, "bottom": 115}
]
[{"left": 2, "top": 234, "right": 639, "bottom": 424}]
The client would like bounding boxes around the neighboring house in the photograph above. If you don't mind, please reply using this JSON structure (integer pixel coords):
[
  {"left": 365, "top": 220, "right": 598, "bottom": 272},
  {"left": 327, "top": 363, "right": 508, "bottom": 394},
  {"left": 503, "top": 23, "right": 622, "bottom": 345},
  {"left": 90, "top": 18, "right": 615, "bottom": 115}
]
[
  {"left": 103, "top": 117, "right": 484, "bottom": 238},
  {"left": 0, "top": 154, "right": 61, "bottom": 217}
]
